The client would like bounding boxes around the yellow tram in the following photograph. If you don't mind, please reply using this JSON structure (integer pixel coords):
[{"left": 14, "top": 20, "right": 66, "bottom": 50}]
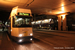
[{"left": 7, "top": 6, "right": 33, "bottom": 43}]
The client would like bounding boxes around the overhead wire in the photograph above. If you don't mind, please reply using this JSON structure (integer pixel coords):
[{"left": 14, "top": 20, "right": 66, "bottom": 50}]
[
  {"left": 23, "top": 0, "right": 30, "bottom": 7},
  {"left": 26, "top": 0, "right": 34, "bottom": 7}
]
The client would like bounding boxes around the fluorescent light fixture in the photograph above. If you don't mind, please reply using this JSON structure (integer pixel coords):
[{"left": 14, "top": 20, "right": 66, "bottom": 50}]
[
  {"left": 31, "top": 21, "right": 35, "bottom": 24},
  {"left": 44, "top": 19, "right": 48, "bottom": 21},
  {"left": 18, "top": 18, "right": 22, "bottom": 20},
  {"left": 16, "top": 20, "right": 19, "bottom": 21},
  {"left": 16, "top": 18, "right": 22, "bottom": 22},
  {"left": 35, "top": 20, "right": 41, "bottom": 24},
  {"left": 44, "top": 19, "right": 49, "bottom": 23},
  {"left": 49, "top": 19, "right": 51, "bottom": 21},
  {"left": 38, "top": 21, "right": 41, "bottom": 23}
]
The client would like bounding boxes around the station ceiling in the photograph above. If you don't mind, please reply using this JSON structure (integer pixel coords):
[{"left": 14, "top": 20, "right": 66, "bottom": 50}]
[{"left": 0, "top": 0, "right": 75, "bottom": 15}]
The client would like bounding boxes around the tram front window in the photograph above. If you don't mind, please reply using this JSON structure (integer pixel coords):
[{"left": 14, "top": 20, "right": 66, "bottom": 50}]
[{"left": 13, "top": 16, "right": 32, "bottom": 27}]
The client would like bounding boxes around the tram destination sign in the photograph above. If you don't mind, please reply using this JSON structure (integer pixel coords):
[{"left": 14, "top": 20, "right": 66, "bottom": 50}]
[{"left": 18, "top": 12, "right": 30, "bottom": 16}]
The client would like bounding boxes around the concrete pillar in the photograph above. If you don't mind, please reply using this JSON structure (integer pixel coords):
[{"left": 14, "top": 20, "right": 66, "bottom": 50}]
[
  {"left": 62, "top": 15, "right": 66, "bottom": 31},
  {"left": 57, "top": 13, "right": 68, "bottom": 31},
  {"left": 58, "top": 15, "right": 61, "bottom": 31}
]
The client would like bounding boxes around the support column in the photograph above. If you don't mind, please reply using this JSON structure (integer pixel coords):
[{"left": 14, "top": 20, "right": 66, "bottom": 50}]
[
  {"left": 58, "top": 15, "right": 61, "bottom": 31},
  {"left": 57, "top": 13, "right": 68, "bottom": 31},
  {"left": 63, "top": 15, "right": 66, "bottom": 31}
]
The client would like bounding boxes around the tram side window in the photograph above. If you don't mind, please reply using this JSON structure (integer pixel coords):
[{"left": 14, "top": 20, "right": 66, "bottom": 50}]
[{"left": 13, "top": 16, "right": 32, "bottom": 27}]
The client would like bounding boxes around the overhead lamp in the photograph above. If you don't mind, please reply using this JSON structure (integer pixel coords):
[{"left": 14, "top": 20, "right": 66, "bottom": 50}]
[
  {"left": 44, "top": 19, "right": 48, "bottom": 22},
  {"left": 49, "top": 19, "right": 51, "bottom": 21},
  {"left": 18, "top": 18, "right": 22, "bottom": 20}
]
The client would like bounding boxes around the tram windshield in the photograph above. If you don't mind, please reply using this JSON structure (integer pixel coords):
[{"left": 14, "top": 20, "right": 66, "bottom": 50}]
[{"left": 13, "top": 16, "right": 32, "bottom": 27}]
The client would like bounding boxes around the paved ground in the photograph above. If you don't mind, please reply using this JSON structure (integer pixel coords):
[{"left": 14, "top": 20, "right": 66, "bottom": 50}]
[
  {"left": 0, "top": 31, "right": 54, "bottom": 50},
  {"left": 33, "top": 30, "right": 75, "bottom": 50},
  {"left": 0, "top": 29, "right": 75, "bottom": 50}
]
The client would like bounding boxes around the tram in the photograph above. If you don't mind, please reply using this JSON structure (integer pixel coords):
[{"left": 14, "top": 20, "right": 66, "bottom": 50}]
[{"left": 7, "top": 6, "right": 33, "bottom": 43}]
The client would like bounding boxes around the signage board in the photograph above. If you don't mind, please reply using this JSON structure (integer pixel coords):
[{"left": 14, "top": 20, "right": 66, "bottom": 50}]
[{"left": 18, "top": 12, "right": 30, "bottom": 16}]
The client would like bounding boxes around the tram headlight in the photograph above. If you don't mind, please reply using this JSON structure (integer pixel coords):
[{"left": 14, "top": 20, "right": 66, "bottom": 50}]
[
  {"left": 30, "top": 33, "right": 33, "bottom": 36},
  {"left": 30, "top": 38, "right": 33, "bottom": 41},
  {"left": 19, "top": 34, "right": 23, "bottom": 37},
  {"left": 18, "top": 39, "right": 23, "bottom": 42}
]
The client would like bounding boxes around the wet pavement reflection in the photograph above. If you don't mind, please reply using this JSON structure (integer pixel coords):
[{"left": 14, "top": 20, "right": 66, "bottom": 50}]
[
  {"left": 0, "top": 32, "right": 54, "bottom": 50},
  {"left": 0, "top": 31, "right": 75, "bottom": 50}
]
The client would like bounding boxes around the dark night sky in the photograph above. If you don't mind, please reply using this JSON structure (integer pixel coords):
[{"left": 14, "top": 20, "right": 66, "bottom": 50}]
[{"left": 0, "top": 10, "right": 10, "bottom": 22}]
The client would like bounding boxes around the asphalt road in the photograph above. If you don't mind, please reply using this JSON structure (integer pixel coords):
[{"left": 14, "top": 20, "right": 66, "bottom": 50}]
[
  {"left": 0, "top": 31, "right": 75, "bottom": 50},
  {"left": 33, "top": 31, "right": 75, "bottom": 50},
  {"left": 0, "top": 31, "right": 54, "bottom": 50}
]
